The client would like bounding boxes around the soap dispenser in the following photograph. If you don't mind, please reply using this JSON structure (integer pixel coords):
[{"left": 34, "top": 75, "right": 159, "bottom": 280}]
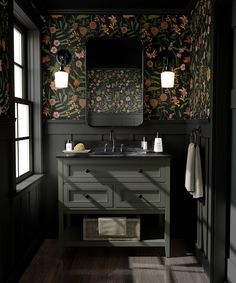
[
  {"left": 153, "top": 132, "right": 163, "bottom": 153},
  {"left": 66, "top": 139, "right": 73, "bottom": 151},
  {"left": 141, "top": 136, "right": 148, "bottom": 150}
]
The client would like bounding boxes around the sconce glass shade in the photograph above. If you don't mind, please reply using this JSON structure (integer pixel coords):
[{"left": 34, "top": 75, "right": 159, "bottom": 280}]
[
  {"left": 54, "top": 49, "right": 72, "bottom": 88},
  {"left": 161, "top": 71, "right": 175, "bottom": 88},
  {"left": 55, "top": 70, "right": 69, "bottom": 88}
]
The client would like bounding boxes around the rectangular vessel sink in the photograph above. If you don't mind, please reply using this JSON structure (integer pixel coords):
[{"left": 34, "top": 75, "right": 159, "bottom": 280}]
[{"left": 89, "top": 150, "right": 150, "bottom": 157}]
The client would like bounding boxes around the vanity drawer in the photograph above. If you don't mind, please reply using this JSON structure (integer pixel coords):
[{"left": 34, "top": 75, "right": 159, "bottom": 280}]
[
  {"left": 63, "top": 159, "right": 166, "bottom": 181},
  {"left": 115, "top": 183, "right": 165, "bottom": 209},
  {"left": 64, "top": 183, "right": 113, "bottom": 209}
]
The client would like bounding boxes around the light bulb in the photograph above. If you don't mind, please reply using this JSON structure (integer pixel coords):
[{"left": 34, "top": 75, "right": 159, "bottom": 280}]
[
  {"left": 55, "top": 71, "right": 69, "bottom": 88},
  {"left": 161, "top": 71, "right": 175, "bottom": 88}
]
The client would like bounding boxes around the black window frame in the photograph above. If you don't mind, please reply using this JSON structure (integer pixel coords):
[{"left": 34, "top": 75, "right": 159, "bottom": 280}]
[{"left": 14, "top": 21, "right": 33, "bottom": 183}]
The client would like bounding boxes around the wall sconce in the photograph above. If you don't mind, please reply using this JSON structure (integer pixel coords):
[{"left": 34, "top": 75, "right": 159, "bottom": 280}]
[
  {"left": 160, "top": 50, "right": 175, "bottom": 88},
  {"left": 54, "top": 49, "right": 72, "bottom": 88}
]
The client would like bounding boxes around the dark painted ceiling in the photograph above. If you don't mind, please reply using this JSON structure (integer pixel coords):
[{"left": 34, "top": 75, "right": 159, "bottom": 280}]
[{"left": 33, "top": 0, "right": 195, "bottom": 12}]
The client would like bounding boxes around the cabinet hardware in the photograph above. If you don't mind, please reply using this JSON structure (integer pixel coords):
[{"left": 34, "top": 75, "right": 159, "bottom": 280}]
[
  {"left": 85, "top": 169, "right": 90, "bottom": 173},
  {"left": 138, "top": 169, "right": 143, "bottom": 173},
  {"left": 138, "top": 194, "right": 143, "bottom": 199},
  {"left": 85, "top": 194, "right": 90, "bottom": 199}
]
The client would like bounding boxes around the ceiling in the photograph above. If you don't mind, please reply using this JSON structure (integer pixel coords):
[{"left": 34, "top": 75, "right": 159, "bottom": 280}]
[{"left": 33, "top": 0, "right": 195, "bottom": 12}]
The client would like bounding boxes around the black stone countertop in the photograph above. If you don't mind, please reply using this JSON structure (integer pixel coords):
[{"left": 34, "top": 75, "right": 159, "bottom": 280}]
[
  {"left": 56, "top": 141, "right": 171, "bottom": 158},
  {"left": 56, "top": 150, "right": 171, "bottom": 159}
]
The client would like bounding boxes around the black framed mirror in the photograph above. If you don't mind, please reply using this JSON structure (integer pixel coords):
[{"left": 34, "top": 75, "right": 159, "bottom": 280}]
[{"left": 86, "top": 38, "right": 143, "bottom": 127}]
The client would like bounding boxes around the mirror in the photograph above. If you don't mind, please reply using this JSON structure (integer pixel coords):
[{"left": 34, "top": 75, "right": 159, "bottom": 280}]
[{"left": 86, "top": 38, "right": 143, "bottom": 127}]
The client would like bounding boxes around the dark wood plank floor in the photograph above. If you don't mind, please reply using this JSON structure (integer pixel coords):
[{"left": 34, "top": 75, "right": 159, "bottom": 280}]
[{"left": 18, "top": 239, "right": 209, "bottom": 283}]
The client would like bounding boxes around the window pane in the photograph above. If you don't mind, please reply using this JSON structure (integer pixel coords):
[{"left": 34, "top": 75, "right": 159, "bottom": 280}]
[
  {"left": 14, "top": 28, "right": 22, "bottom": 65},
  {"left": 18, "top": 139, "right": 30, "bottom": 176},
  {"left": 14, "top": 65, "right": 23, "bottom": 98},
  {"left": 15, "top": 142, "right": 19, "bottom": 178},
  {"left": 15, "top": 103, "right": 18, "bottom": 138},
  {"left": 18, "top": 103, "right": 29, "bottom": 138}
]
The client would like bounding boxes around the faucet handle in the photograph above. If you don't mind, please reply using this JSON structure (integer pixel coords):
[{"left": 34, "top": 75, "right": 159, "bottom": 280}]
[
  {"left": 104, "top": 143, "right": 108, "bottom": 152},
  {"left": 110, "top": 130, "right": 114, "bottom": 141}
]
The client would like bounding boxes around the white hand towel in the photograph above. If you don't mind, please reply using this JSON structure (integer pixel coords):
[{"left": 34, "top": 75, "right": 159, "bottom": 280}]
[
  {"left": 98, "top": 217, "right": 127, "bottom": 236},
  {"left": 185, "top": 142, "right": 196, "bottom": 192},
  {"left": 191, "top": 145, "right": 204, "bottom": 198}
]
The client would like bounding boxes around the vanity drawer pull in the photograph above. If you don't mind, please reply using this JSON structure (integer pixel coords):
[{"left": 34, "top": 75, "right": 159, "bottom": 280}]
[
  {"left": 85, "top": 169, "right": 90, "bottom": 173},
  {"left": 84, "top": 194, "right": 90, "bottom": 199},
  {"left": 138, "top": 169, "right": 143, "bottom": 173},
  {"left": 138, "top": 194, "right": 143, "bottom": 199}
]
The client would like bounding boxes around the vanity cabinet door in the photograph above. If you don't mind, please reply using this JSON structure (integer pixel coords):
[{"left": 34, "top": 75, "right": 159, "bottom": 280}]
[
  {"left": 64, "top": 183, "right": 113, "bottom": 209},
  {"left": 115, "top": 183, "right": 166, "bottom": 209}
]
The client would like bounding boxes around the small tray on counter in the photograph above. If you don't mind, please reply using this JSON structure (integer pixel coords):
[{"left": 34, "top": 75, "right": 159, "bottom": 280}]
[{"left": 62, "top": 149, "right": 91, "bottom": 154}]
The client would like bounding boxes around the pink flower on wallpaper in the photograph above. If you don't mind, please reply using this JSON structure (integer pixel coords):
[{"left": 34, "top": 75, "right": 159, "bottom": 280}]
[
  {"left": 72, "top": 95, "right": 78, "bottom": 102},
  {"left": 89, "top": 21, "right": 97, "bottom": 29},
  {"left": 183, "top": 56, "right": 191, "bottom": 64},
  {"left": 161, "top": 21, "right": 169, "bottom": 30},
  {"left": 75, "top": 50, "right": 85, "bottom": 59},
  {"left": 121, "top": 26, "right": 128, "bottom": 34},
  {"left": 50, "top": 26, "right": 57, "bottom": 33},
  {"left": 43, "top": 107, "right": 50, "bottom": 117},
  {"left": 53, "top": 40, "right": 60, "bottom": 47},
  {"left": 79, "top": 98, "right": 86, "bottom": 108},
  {"left": 146, "top": 49, "right": 157, "bottom": 59},
  {"left": 42, "top": 55, "right": 50, "bottom": 63},
  {"left": 160, "top": 93, "right": 168, "bottom": 102},
  {"left": 50, "top": 81, "right": 58, "bottom": 91},
  {"left": 73, "top": 79, "right": 81, "bottom": 87},
  {"left": 53, "top": 112, "right": 60, "bottom": 119},
  {"left": 180, "top": 15, "right": 188, "bottom": 27},
  {"left": 71, "top": 22, "right": 79, "bottom": 30},
  {"left": 150, "top": 99, "right": 158, "bottom": 108},
  {"left": 179, "top": 87, "right": 187, "bottom": 97},
  {"left": 123, "top": 15, "right": 135, "bottom": 19},
  {"left": 50, "top": 46, "right": 57, "bottom": 54},
  {"left": 76, "top": 60, "right": 82, "bottom": 69},
  {"left": 108, "top": 15, "right": 117, "bottom": 25},
  {"left": 64, "top": 66, "right": 70, "bottom": 73},
  {"left": 79, "top": 27, "right": 87, "bottom": 36},
  {"left": 49, "top": 98, "right": 56, "bottom": 106},
  {"left": 180, "top": 64, "right": 186, "bottom": 71},
  {"left": 150, "top": 26, "right": 159, "bottom": 36},
  {"left": 147, "top": 60, "right": 154, "bottom": 68},
  {"left": 51, "top": 15, "right": 63, "bottom": 19},
  {"left": 145, "top": 79, "right": 152, "bottom": 87}
]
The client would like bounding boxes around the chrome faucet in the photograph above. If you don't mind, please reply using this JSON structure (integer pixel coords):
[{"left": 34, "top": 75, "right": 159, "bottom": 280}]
[{"left": 110, "top": 130, "right": 116, "bottom": 152}]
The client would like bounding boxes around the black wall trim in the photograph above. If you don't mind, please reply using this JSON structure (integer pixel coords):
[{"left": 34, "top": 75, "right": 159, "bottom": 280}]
[
  {"left": 44, "top": 119, "right": 210, "bottom": 136},
  {"left": 47, "top": 8, "right": 187, "bottom": 15}
]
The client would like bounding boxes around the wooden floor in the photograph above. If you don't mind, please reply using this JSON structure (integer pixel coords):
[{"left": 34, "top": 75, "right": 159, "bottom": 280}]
[{"left": 18, "top": 239, "right": 209, "bottom": 283}]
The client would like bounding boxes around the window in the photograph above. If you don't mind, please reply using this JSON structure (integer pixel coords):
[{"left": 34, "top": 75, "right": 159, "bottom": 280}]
[
  {"left": 14, "top": 24, "right": 33, "bottom": 181},
  {"left": 13, "top": 0, "right": 43, "bottom": 191}
]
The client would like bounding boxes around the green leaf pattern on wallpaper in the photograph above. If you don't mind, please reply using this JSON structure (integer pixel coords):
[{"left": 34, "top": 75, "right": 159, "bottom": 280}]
[
  {"left": 190, "top": 0, "right": 212, "bottom": 119},
  {"left": 42, "top": 8, "right": 212, "bottom": 120},
  {"left": 0, "top": 0, "right": 9, "bottom": 117}
]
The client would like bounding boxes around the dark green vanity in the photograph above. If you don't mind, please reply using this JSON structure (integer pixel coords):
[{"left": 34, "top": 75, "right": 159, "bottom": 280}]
[{"left": 57, "top": 153, "right": 171, "bottom": 257}]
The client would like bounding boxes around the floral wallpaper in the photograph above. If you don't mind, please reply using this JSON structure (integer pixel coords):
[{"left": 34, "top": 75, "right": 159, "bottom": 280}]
[
  {"left": 87, "top": 68, "right": 142, "bottom": 113},
  {"left": 41, "top": 1, "right": 213, "bottom": 121},
  {"left": 42, "top": 14, "right": 192, "bottom": 120},
  {"left": 0, "top": 0, "right": 9, "bottom": 117},
  {"left": 190, "top": 0, "right": 212, "bottom": 119}
]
